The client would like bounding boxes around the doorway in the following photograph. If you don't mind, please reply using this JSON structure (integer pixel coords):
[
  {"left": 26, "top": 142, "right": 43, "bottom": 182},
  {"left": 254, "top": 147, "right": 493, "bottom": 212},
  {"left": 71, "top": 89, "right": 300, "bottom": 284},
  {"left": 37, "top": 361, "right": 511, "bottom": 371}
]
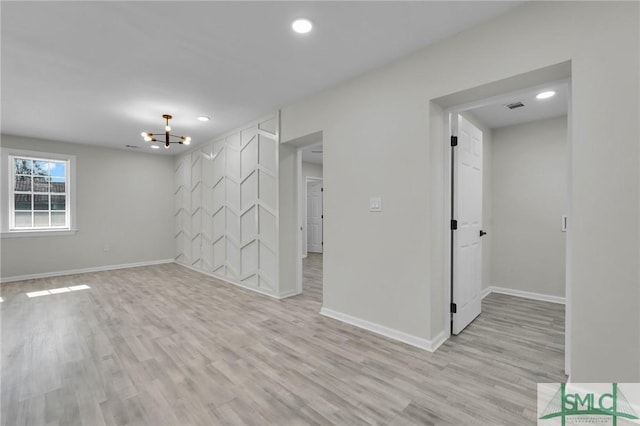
[
  {"left": 445, "top": 79, "right": 570, "bottom": 372},
  {"left": 298, "top": 143, "right": 324, "bottom": 302}
]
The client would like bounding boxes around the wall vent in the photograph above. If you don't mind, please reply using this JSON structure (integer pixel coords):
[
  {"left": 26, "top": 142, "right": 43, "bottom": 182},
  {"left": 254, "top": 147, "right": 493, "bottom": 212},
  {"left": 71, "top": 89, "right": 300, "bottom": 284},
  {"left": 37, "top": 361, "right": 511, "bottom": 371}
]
[{"left": 505, "top": 102, "right": 525, "bottom": 109}]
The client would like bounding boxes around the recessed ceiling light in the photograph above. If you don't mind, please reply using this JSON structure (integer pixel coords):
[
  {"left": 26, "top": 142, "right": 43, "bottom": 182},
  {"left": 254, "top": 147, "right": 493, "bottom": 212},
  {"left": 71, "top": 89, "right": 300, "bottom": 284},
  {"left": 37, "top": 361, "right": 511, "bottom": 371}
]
[
  {"left": 197, "top": 116, "right": 210, "bottom": 122},
  {"left": 292, "top": 19, "right": 312, "bottom": 34},
  {"left": 150, "top": 145, "right": 160, "bottom": 149},
  {"left": 536, "top": 91, "right": 556, "bottom": 100}
]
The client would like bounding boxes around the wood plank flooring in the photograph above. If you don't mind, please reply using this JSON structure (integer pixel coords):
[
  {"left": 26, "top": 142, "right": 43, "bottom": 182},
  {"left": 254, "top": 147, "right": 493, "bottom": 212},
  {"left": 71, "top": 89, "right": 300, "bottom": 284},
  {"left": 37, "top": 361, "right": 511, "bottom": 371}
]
[
  {"left": 302, "top": 253, "right": 323, "bottom": 303},
  {"left": 1, "top": 261, "right": 565, "bottom": 425}
]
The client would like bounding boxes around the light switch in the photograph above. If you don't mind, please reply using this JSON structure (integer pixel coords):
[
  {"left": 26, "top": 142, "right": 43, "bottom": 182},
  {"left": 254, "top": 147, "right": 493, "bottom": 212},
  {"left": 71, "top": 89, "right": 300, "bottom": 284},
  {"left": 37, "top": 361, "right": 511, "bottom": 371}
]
[{"left": 369, "top": 197, "right": 382, "bottom": 212}]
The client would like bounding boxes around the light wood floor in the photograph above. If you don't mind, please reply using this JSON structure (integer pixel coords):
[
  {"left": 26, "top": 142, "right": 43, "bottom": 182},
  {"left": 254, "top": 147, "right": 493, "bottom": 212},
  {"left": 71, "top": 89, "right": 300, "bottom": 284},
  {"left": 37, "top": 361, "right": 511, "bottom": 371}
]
[
  {"left": 302, "top": 253, "right": 323, "bottom": 303},
  {"left": 1, "top": 260, "right": 565, "bottom": 425}
]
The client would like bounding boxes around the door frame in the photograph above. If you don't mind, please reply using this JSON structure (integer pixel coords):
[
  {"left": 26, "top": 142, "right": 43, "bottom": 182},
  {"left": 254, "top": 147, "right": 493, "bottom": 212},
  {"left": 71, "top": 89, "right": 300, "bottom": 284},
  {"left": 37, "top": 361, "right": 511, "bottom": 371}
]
[
  {"left": 296, "top": 147, "right": 303, "bottom": 295},
  {"left": 442, "top": 78, "right": 572, "bottom": 375},
  {"left": 305, "top": 176, "right": 323, "bottom": 256}
]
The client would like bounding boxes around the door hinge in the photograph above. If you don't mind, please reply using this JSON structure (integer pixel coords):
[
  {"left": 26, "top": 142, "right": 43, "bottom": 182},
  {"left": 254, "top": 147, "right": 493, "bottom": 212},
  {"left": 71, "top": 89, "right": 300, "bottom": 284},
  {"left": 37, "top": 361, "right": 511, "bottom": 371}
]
[
  {"left": 450, "top": 219, "right": 458, "bottom": 230},
  {"left": 451, "top": 135, "right": 458, "bottom": 147},
  {"left": 450, "top": 303, "right": 457, "bottom": 313}
]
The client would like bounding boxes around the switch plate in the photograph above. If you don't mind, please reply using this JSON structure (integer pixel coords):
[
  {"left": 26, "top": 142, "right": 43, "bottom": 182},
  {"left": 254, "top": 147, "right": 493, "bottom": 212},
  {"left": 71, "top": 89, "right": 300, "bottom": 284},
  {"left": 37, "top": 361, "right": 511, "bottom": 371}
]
[{"left": 369, "top": 197, "right": 382, "bottom": 212}]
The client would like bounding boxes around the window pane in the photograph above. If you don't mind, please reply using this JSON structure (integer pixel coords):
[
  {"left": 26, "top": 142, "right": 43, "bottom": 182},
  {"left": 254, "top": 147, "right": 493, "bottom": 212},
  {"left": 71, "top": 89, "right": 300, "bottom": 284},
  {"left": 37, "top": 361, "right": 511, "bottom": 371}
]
[
  {"left": 14, "top": 212, "right": 32, "bottom": 227},
  {"left": 14, "top": 158, "right": 32, "bottom": 175},
  {"left": 49, "top": 162, "right": 66, "bottom": 178},
  {"left": 15, "top": 175, "right": 32, "bottom": 192},
  {"left": 15, "top": 194, "right": 31, "bottom": 210},
  {"left": 51, "top": 177, "right": 65, "bottom": 193},
  {"left": 34, "top": 212, "right": 49, "bottom": 227},
  {"left": 33, "top": 160, "right": 49, "bottom": 176},
  {"left": 34, "top": 194, "right": 49, "bottom": 210},
  {"left": 51, "top": 195, "right": 66, "bottom": 210},
  {"left": 51, "top": 212, "right": 66, "bottom": 226},
  {"left": 10, "top": 154, "right": 72, "bottom": 230},
  {"left": 34, "top": 176, "right": 50, "bottom": 192}
]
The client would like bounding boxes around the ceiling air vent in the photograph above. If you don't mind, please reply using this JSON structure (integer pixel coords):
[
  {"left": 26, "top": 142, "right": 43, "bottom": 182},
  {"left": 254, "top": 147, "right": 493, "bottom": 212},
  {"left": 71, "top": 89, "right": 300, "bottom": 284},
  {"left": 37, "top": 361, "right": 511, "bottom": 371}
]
[
  {"left": 505, "top": 101, "right": 525, "bottom": 110},
  {"left": 125, "top": 144, "right": 140, "bottom": 149}
]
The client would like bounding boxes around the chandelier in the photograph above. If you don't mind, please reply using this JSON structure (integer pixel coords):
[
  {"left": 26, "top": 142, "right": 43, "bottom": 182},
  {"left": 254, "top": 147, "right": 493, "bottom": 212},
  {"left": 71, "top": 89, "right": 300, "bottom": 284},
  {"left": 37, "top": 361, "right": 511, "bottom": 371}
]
[{"left": 141, "top": 114, "right": 191, "bottom": 149}]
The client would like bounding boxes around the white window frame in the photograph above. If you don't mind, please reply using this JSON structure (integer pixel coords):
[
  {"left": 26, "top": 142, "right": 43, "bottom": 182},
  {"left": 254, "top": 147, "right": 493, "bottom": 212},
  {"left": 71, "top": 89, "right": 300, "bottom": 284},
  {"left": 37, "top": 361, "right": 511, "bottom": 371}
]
[{"left": 1, "top": 148, "right": 77, "bottom": 238}]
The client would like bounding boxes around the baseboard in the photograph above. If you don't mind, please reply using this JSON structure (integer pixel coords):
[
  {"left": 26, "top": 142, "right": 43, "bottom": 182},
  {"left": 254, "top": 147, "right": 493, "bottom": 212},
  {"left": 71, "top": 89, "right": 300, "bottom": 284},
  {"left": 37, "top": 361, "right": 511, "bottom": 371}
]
[
  {"left": 277, "top": 289, "right": 302, "bottom": 299},
  {"left": 175, "top": 261, "right": 297, "bottom": 300},
  {"left": 481, "top": 287, "right": 492, "bottom": 299},
  {"left": 0, "top": 259, "right": 175, "bottom": 284},
  {"left": 429, "top": 329, "right": 449, "bottom": 352},
  {"left": 320, "top": 307, "right": 444, "bottom": 352},
  {"left": 483, "top": 285, "right": 565, "bottom": 304}
]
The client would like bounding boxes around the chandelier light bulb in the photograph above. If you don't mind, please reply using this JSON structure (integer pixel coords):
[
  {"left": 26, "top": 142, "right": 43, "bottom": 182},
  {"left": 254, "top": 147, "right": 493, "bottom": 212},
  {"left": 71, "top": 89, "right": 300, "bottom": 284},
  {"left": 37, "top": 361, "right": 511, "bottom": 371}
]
[{"left": 141, "top": 114, "right": 190, "bottom": 149}]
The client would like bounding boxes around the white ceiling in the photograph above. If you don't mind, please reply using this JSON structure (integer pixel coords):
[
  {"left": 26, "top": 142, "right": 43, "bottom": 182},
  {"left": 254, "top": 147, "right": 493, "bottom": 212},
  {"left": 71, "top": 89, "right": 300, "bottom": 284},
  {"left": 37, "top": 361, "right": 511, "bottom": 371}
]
[
  {"left": 469, "top": 82, "right": 569, "bottom": 129},
  {"left": 1, "top": 1, "right": 523, "bottom": 155}
]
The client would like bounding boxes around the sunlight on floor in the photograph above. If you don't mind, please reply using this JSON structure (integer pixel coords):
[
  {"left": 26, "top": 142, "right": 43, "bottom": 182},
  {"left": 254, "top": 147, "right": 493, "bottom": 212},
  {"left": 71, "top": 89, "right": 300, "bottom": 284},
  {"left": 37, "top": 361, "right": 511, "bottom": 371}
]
[{"left": 26, "top": 284, "right": 90, "bottom": 298}]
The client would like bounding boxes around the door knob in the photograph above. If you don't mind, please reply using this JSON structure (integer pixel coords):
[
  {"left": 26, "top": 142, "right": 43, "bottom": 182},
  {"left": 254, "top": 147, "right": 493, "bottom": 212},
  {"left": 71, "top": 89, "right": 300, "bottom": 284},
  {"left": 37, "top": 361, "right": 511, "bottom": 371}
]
[{"left": 480, "top": 230, "right": 487, "bottom": 237}]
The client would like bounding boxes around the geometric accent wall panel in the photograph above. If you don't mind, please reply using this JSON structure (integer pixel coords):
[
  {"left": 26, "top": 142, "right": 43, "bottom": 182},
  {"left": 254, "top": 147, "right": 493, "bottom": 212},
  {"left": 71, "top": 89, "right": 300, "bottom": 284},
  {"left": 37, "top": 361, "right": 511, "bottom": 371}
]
[
  {"left": 174, "top": 113, "right": 279, "bottom": 296},
  {"left": 240, "top": 206, "right": 257, "bottom": 245},
  {"left": 258, "top": 206, "right": 276, "bottom": 249},
  {"left": 259, "top": 242, "right": 276, "bottom": 291},
  {"left": 241, "top": 172, "right": 258, "bottom": 211},
  {"left": 258, "top": 170, "right": 276, "bottom": 211}
]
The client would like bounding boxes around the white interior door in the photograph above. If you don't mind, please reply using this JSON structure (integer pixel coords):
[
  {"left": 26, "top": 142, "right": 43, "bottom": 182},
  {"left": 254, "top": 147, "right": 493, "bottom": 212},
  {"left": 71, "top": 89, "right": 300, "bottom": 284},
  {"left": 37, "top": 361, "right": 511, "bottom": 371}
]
[
  {"left": 307, "top": 180, "right": 323, "bottom": 253},
  {"left": 452, "top": 114, "right": 483, "bottom": 335}
]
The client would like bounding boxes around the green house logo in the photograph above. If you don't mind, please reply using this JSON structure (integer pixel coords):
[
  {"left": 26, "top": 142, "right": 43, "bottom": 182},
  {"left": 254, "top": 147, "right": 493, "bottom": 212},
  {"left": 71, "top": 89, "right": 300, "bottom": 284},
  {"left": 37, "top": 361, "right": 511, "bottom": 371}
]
[{"left": 539, "top": 383, "right": 639, "bottom": 425}]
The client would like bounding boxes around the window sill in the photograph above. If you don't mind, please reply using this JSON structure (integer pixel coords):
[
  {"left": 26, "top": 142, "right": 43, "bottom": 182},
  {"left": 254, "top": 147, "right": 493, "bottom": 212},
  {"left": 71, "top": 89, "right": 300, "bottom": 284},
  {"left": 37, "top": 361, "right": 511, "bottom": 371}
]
[{"left": 1, "top": 229, "right": 78, "bottom": 238}]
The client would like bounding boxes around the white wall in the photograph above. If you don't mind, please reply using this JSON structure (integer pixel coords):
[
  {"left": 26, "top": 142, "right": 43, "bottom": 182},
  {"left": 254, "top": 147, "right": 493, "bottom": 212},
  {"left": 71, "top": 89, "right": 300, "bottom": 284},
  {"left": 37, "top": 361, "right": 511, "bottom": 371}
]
[
  {"left": 279, "top": 1, "right": 640, "bottom": 381},
  {"left": 0, "top": 134, "right": 175, "bottom": 280},
  {"left": 174, "top": 115, "right": 282, "bottom": 297},
  {"left": 490, "top": 116, "right": 567, "bottom": 298},
  {"left": 302, "top": 161, "right": 323, "bottom": 181},
  {"left": 301, "top": 161, "right": 323, "bottom": 255}
]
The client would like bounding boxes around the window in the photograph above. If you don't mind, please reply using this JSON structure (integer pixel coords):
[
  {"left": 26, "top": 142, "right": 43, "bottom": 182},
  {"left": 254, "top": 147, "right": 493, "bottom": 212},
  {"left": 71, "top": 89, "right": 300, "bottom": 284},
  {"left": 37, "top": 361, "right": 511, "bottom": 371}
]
[{"left": 3, "top": 149, "right": 76, "bottom": 236}]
